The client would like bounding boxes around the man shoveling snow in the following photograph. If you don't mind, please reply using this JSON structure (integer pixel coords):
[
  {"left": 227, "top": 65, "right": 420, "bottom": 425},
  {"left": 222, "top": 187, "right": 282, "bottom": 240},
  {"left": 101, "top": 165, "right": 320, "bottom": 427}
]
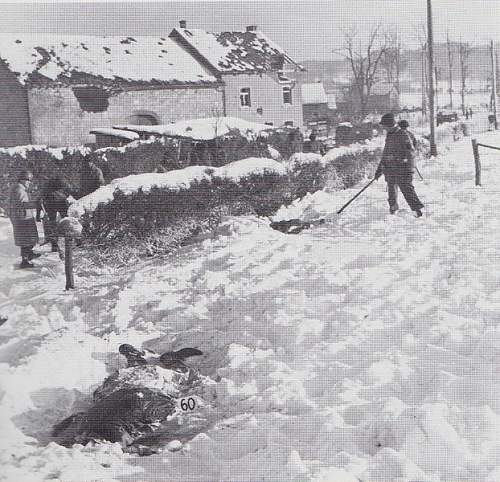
[{"left": 374, "top": 113, "right": 425, "bottom": 217}]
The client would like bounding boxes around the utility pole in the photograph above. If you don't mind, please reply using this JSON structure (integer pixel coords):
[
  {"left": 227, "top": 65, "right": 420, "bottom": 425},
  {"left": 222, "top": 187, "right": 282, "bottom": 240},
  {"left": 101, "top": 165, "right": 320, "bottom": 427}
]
[
  {"left": 491, "top": 40, "right": 498, "bottom": 129},
  {"left": 427, "top": 0, "right": 437, "bottom": 156},
  {"left": 421, "top": 46, "right": 428, "bottom": 118}
]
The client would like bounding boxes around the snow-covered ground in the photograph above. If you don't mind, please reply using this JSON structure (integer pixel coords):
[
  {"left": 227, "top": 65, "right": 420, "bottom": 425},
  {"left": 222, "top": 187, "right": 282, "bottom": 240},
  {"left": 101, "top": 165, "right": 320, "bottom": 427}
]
[{"left": 2, "top": 131, "right": 500, "bottom": 481}]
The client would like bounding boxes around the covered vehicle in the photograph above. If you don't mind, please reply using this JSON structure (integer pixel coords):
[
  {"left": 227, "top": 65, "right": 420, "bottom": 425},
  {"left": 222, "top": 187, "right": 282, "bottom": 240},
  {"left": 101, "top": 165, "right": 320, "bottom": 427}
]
[
  {"left": 90, "top": 128, "right": 140, "bottom": 148},
  {"left": 114, "top": 117, "right": 278, "bottom": 168},
  {"left": 436, "top": 111, "right": 458, "bottom": 126}
]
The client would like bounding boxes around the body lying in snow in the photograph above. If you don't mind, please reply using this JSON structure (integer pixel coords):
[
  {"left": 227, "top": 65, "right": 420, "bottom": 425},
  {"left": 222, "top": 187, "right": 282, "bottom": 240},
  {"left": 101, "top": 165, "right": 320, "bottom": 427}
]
[{"left": 53, "top": 344, "right": 212, "bottom": 453}]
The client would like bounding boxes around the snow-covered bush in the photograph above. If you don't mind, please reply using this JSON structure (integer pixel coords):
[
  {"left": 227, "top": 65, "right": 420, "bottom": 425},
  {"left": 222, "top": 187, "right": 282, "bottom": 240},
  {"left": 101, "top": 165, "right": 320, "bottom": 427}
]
[{"left": 0, "top": 145, "right": 90, "bottom": 208}]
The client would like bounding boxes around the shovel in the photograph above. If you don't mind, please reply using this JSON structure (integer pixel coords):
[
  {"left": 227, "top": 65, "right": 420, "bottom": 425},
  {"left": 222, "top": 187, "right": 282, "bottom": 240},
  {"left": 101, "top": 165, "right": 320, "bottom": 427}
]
[{"left": 336, "top": 178, "right": 376, "bottom": 214}]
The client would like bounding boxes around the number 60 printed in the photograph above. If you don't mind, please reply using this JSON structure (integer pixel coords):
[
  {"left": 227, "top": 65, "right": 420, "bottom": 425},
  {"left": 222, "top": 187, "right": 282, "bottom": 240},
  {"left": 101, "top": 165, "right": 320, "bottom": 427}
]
[{"left": 179, "top": 397, "right": 196, "bottom": 411}]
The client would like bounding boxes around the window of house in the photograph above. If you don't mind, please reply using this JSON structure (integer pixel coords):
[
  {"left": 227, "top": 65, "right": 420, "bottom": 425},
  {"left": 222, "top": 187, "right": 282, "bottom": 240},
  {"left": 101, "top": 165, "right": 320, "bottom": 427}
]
[
  {"left": 240, "top": 88, "right": 251, "bottom": 107},
  {"left": 283, "top": 86, "right": 292, "bottom": 105},
  {"left": 284, "top": 121, "right": 294, "bottom": 127},
  {"left": 264, "top": 122, "right": 274, "bottom": 126}
]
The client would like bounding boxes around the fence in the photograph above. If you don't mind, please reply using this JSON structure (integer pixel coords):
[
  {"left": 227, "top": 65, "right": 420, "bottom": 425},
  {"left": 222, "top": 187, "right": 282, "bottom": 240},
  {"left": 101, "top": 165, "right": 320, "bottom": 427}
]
[{"left": 472, "top": 138, "right": 500, "bottom": 186}]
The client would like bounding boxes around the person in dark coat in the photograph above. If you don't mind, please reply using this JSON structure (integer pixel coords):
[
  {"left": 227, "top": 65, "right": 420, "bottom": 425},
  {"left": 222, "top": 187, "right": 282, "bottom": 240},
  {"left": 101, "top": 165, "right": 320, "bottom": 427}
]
[
  {"left": 42, "top": 177, "right": 72, "bottom": 252},
  {"left": 307, "top": 133, "right": 325, "bottom": 155},
  {"left": 374, "top": 113, "right": 424, "bottom": 217},
  {"left": 397, "top": 119, "right": 417, "bottom": 149},
  {"left": 79, "top": 157, "right": 105, "bottom": 198},
  {"left": 9, "top": 169, "right": 42, "bottom": 268}
]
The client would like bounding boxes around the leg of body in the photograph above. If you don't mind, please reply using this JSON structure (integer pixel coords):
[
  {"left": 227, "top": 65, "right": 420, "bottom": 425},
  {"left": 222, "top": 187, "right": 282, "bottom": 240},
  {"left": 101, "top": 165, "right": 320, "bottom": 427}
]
[
  {"left": 397, "top": 171, "right": 424, "bottom": 213},
  {"left": 20, "top": 246, "right": 34, "bottom": 268},
  {"left": 385, "top": 173, "right": 399, "bottom": 213}
]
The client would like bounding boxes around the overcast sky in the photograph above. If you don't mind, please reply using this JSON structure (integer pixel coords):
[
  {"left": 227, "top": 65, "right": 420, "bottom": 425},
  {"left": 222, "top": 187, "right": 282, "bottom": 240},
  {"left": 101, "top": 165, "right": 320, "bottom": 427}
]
[{"left": 1, "top": 0, "right": 499, "bottom": 61}]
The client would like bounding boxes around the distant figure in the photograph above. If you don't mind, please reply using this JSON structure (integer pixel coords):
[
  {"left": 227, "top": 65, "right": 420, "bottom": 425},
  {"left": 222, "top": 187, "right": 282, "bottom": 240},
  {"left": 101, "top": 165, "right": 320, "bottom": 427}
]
[
  {"left": 397, "top": 119, "right": 417, "bottom": 149},
  {"left": 308, "top": 133, "right": 325, "bottom": 155},
  {"left": 154, "top": 165, "right": 167, "bottom": 173},
  {"left": 80, "top": 156, "right": 105, "bottom": 198},
  {"left": 9, "top": 169, "right": 42, "bottom": 268},
  {"left": 288, "top": 128, "right": 303, "bottom": 154},
  {"left": 42, "top": 177, "right": 72, "bottom": 253},
  {"left": 469, "top": 107, "right": 473, "bottom": 118},
  {"left": 374, "top": 113, "right": 424, "bottom": 217},
  {"left": 465, "top": 109, "right": 469, "bottom": 120}
]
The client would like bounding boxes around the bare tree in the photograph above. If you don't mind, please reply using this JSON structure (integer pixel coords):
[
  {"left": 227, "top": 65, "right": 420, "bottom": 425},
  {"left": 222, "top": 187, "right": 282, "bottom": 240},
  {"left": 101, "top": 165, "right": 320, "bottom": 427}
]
[
  {"left": 340, "top": 25, "right": 388, "bottom": 116},
  {"left": 458, "top": 40, "right": 471, "bottom": 115},
  {"left": 381, "top": 29, "right": 406, "bottom": 100},
  {"left": 446, "top": 32, "right": 454, "bottom": 108}
]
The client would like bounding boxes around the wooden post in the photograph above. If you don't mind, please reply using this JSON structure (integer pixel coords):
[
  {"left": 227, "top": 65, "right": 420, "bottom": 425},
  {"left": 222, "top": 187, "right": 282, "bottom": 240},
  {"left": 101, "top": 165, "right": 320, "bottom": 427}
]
[
  {"left": 64, "top": 237, "right": 75, "bottom": 290},
  {"left": 491, "top": 40, "right": 498, "bottom": 130},
  {"left": 472, "top": 138, "right": 481, "bottom": 186}
]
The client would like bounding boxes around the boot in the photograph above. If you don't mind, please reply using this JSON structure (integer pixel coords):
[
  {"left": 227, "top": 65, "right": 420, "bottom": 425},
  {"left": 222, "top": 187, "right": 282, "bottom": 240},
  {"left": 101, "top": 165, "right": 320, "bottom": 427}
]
[
  {"left": 414, "top": 209, "right": 423, "bottom": 218},
  {"left": 28, "top": 250, "right": 42, "bottom": 260},
  {"left": 20, "top": 258, "right": 35, "bottom": 269}
]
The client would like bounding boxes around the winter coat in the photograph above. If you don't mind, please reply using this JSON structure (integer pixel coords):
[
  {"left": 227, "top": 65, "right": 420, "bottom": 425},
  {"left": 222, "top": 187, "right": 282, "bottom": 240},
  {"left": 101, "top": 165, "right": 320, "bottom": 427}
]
[
  {"left": 43, "top": 179, "right": 71, "bottom": 221},
  {"left": 376, "top": 127, "right": 415, "bottom": 177},
  {"left": 9, "top": 182, "right": 39, "bottom": 247},
  {"left": 80, "top": 162, "right": 105, "bottom": 198}
]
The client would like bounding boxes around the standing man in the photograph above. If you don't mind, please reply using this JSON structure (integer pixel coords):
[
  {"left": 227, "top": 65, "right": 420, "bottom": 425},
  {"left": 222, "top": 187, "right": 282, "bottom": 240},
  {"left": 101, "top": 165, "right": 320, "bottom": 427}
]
[
  {"left": 397, "top": 119, "right": 418, "bottom": 149},
  {"left": 9, "top": 169, "right": 42, "bottom": 268},
  {"left": 80, "top": 156, "right": 105, "bottom": 198},
  {"left": 374, "top": 113, "right": 425, "bottom": 217}
]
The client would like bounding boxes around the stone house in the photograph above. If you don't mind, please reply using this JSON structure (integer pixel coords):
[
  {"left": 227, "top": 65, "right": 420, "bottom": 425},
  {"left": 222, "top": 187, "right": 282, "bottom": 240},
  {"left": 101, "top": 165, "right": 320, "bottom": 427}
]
[
  {"left": 169, "top": 22, "right": 305, "bottom": 128},
  {"left": 0, "top": 34, "right": 222, "bottom": 147},
  {"left": 301, "top": 82, "right": 332, "bottom": 123}
]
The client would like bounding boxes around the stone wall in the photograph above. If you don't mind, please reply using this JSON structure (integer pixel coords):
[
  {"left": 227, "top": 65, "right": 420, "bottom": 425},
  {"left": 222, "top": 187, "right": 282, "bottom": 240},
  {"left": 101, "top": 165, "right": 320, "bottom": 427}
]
[
  {"left": 0, "top": 63, "right": 31, "bottom": 147},
  {"left": 28, "top": 85, "right": 223, "bottom": 146},
  {"left": 223, "top": 73, "right": 303, "bottom": 128}
]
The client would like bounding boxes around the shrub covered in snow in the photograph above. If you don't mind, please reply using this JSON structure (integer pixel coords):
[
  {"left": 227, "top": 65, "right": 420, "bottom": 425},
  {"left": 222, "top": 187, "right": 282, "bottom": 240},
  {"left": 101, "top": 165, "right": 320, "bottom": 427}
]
[
  {"left": 0, "top": 144, "right": 91, "bottom": 208},
  {"left": 76, "top": 159, "right": 291, "bottom": 262}
]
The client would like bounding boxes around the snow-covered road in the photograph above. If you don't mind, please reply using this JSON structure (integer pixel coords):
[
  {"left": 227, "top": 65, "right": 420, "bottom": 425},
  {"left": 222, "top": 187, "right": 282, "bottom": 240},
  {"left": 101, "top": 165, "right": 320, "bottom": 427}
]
[{"left": 2, "top": 132, "right": 500, "bottom": 482}]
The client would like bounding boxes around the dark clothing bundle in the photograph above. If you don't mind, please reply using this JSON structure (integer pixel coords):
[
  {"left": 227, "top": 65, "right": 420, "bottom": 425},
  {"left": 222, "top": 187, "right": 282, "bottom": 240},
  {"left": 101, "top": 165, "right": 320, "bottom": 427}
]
[
  {"left": 80, "top": 161, "right": 105, "bottom": 198},
  {"left": 375, "top": 126, "right": 424, "bottom": 213},
  {"left": 42, "top": 178, "right": 71, "bottom": 251}
]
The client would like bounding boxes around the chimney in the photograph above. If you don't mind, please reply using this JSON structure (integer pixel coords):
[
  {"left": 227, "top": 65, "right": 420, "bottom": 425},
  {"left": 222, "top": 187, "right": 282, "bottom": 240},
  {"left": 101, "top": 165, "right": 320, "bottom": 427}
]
[
  {"left": 179, "top": 20, "right": 187, "bottom": 29},
  {"left": 246, "top": 25, "right": 257, "bottom": 32}
]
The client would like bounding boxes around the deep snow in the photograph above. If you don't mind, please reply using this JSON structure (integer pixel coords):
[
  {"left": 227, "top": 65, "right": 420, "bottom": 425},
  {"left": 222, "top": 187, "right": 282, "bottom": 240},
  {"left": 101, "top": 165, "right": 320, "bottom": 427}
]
[{"left": 2, "top": 131, "right": 500, "bottom": 482}]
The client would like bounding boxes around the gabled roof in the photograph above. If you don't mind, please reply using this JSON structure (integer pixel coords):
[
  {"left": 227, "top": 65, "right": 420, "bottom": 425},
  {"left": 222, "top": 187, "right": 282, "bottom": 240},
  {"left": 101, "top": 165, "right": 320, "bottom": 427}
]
[
  {"left": 301, "top": 83, "right": 327, "bottom": 104},
  {"left": 0, "top": 34, "right": 218, "bottom": 87},
  {"left": 169, "top": 28, "right": 303, "bottom": 74}
]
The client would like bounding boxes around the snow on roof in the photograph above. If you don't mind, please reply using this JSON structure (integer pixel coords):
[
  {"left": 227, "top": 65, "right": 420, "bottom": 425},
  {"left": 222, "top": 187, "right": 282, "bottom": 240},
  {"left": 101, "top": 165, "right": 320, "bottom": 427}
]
[
  {"left": 170, "top": 28, "right": 303, "bottom": 73},
  {"left": 301, "top": 83, "right": 327, "bottom": 105},
  {"left": 0, "top": 34, "right": 217, "bottom": 86},
  {"left": 90, "top": 128, "right": 140, "bottom": 141},
  {"left": 114, "top": 116, "right": 276, "bottom": 141}
]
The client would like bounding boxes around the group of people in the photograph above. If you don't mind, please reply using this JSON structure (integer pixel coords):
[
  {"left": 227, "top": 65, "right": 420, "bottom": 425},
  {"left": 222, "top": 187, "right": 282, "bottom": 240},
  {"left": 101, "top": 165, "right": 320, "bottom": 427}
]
[
  {"left": 8, "top": 157, "right": 105, "bottom": 268},
  {"left": 8, "top": 115, "right": 424, "bottom": 269}
]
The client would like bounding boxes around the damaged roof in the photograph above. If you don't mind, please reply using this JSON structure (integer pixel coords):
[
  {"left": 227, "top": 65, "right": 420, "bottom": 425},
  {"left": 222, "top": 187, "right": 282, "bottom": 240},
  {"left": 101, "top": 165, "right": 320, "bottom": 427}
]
[
  {"left": 0, "top": 34, "right": 218, "bottom": 87},
  {"left": 169, "top": 28, "right": 304, "bottom": 74}
]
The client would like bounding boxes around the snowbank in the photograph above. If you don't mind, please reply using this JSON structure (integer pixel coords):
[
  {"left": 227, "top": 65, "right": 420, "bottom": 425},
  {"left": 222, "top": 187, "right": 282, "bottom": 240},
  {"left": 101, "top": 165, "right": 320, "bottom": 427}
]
[{"left": 2, "top": 131, "right": 500, "bottom": 481}]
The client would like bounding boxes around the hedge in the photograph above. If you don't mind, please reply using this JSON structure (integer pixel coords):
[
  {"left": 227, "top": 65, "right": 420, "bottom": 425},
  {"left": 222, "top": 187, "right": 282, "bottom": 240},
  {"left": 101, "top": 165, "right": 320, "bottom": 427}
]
[{"left": 70, "top": 141, "right": 390, "bottom": 264}]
